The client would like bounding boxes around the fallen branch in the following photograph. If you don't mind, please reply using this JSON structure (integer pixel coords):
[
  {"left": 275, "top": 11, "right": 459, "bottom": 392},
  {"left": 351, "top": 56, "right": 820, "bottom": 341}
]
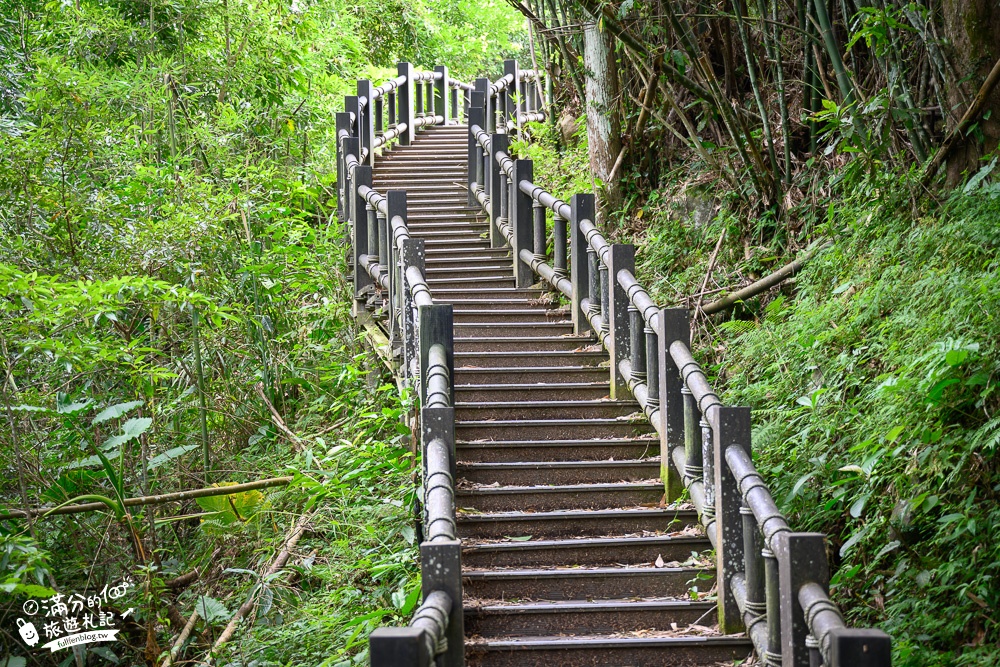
[
  {"left": 698, "top": 242, "right": 830, "bottom": 315},
  {"left": 922, "top": 55, "right": 1000, "bottom": 187},
  {"left": 199, "top": 513, "right": 313, "bottom": 665},
  {"left": 160, "top": 607, "right": 200, "bottom": 667},
  {"left": 0, "top": 477, "right": 293, "bottom": 520},
  {"left": 254, "top": 383, "right": 303, "bottom": 451}
]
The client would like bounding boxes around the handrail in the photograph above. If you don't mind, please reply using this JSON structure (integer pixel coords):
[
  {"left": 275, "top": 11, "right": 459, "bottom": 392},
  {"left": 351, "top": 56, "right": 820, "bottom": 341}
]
[
  {"left": 463, "top": 59, "right": 892, "bottom": 665},
  {"left": 339, "top": 61, "right": 464, "bottom": 667}
]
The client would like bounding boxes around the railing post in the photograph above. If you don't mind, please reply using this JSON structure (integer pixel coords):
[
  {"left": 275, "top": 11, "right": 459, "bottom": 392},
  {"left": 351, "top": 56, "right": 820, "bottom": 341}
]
[
  {"left": 387, "top": 191, "right": 407, "bottom": 352},
  {"left": 350, "top": 153, "right": 372, "bottom": 308},
  {"left": 776, "top": 532, "right": 827, "bottom": 667},
  {"left": 401, "top": 238, "right": 425, "bottom": 383},
  {"left": 397, "top": 62, "right": 415, "bottom": 145},
  {"left": 503, "top": 59, "right": 519, "bottom": 134},
  {"left": 826, "top": 628, "right": 892, "bottom": 667},
  {"left": 656, "top": 308, "right": 688, "bottom": 501},
  {"left": 369, "top": 627, "right": 429, "bottom": 667},
  {"left": 358, "top": 80, "right": 375, "bottom": 166},
  {"left": 375, "top": 97, "right": 383, "bottom": 138},
  {"left": 467, "top": 104, "right": 484, "bottom": 207},
  {"left": 570, "top": 194, "right": 594, "bottom": 334},
  {"left": 419, "top": 304, "right": 454, "bottom": 408},
  {"left": 606, "top": 244, "right": 634, "bottom": 399},
  {"left": 451, "top": 86, "right": 459, "bottom": 122},
  {"left": 512, "top": 159, "right": 534, "bottom": 287},
  {"left": 335, "top": 112, "right": 351, "bottom": 221},
  {"left": 532, "top": 203, "right": 546, "bottom": 264},
  {"left": 714, "top": 406, "right": 751, "bottom": 635},
  {"left": 434, "top": 66, "right": 448, "bottom": 125},
  {"left": 388, "top": 90, "right": 397, "bottom": 126},
  {"left": 488, "top": 133, "right": 507, "bottom": 248},
  {"left": 552, "top": 210, "right": 567, "bottom": 279}
]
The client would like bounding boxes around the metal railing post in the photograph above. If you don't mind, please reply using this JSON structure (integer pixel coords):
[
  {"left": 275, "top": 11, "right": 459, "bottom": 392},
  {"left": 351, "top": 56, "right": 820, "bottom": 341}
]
[
  {"left": 552, "top": 210, "right": 567, "bottom": 278},
  {"left": 419, "top": 304, "right": 454, "bottom": 408},
  {"left": 434, "top": 66, "right": 448, "bottom": 125},
  {"left": 503, "top": 59, "right": 519, "bottom": 133},
  {"left": 656, "top": 308, "right": 688, "bottom": 501},
  {"left": 387, "top": 191, "right": 407, "bottom": 351},
  {"left": 369, "top": 627, "right": 430, "bottom": 666},
  {"left": 488, "top": 132, "right": 507, "bottom": 248},
  {"left": 467, "top": 104, "right": 484, "bottom": 206},
  {"left": 375, "top": 97, "right": 383, "bottom": 138},
  {"left": 350, "top": 153, "right": 371, "bottom": 306},
  {"left": 400, "top": 238, "right": 424, "bottom": 383},
  {"left": 714, "top": 406, "right": 751, "bottom": 635},
  {"left": 570, "top": 194, "right": 594, "bottom": 334},
  {"left": 335, "top": 112, "right": 351, "bottom": 220},
  {"left": 388, "top": 90, "right": 396, "bottom": 126},
  {"left": 451, "top": 87, "right": 459, "bottom": 122},
  {"left": 777, "top": 532, "right": 828, "bottom": 667},
  {"left": 512, "top": 159, "right": 534, "bottom": 287},
  {"left": 606, "top": 244, "right": 634, "bottom": 398},
  {"left": 397, "top": 62, "right": 415, "bottom": 145},
  {"left": 358, "top": 80, "right": 375, "bottom": 165}
]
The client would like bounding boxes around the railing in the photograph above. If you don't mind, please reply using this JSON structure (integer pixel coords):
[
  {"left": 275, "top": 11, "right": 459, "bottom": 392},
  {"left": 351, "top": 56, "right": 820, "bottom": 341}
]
[
  {"left": 337, "top": 62, "right": 464, "bottom": 667},
  {"left": 465, "top": 59, "right": 892, "bottom": 667}
]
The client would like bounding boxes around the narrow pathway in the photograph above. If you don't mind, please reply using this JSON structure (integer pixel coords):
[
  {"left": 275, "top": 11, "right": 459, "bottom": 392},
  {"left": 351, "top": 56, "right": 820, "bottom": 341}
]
[{"left": 375, "top": 125, "right": 752, "bottom": 666}]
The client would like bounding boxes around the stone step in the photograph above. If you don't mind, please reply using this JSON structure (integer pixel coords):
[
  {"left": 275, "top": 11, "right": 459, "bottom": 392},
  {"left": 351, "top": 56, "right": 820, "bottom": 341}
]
[
  {"left": 455, "top": 418, "right": 652, "bottom": 440},
  {"left": 455, "top": 481, "right": 662, "bottom": 512},
  {"left": 462, "top": 566, "right": 705, "bottom": 601},
  {"left": 457, "top": 507, "right": 696, "bottom": 539},
  {"left": 464, "top": 598, "right": 716, "bottom": 637},
  {"left": 465, "top": 635, "right": 753, "bottom": 667},
  {"left": 461, "top": 534, "right": 709, "bottom": 568},
  {"left": 453, "top": 310, "right": 562, "bottom": 324},
  {"left": 427, "top": 277, "right": 516, "bottom": 289},
  {"left": 456, "top": 458, "right": 659, "bottom": 485},
  {"left": 453, "top": 322, "right": 576, "bottom": 338},
  {"left": 455, "top": 438, "right": 659, "bottom": 463},
  {"left": 455, "top": 400, "right": 637, "bottom": 421},
  {"left": 424, "top": 265, "right": 513, "bottom": 279}
]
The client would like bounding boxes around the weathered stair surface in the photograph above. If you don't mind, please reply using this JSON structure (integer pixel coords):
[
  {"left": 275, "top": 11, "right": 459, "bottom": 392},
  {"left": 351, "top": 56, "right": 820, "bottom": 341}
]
[{"left": 378, "top": 125, "right": 752, "bottom": 666}]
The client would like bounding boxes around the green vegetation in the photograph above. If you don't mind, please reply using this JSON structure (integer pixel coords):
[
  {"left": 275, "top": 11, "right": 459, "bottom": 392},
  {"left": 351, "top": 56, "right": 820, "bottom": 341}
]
[{"left": 0, "top": 0, "right": 521, "bottom": 664}]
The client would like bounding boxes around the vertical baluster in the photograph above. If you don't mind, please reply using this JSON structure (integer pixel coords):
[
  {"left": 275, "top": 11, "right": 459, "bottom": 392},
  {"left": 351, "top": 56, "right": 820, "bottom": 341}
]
[
  {"left": 377, "top": 208, "right": 389, "bottom": 273},
  {"left": 702, "top": 407, "right": 715, "bottom": 522},
  {"left": 415, "top": 79, "right": 423, "bottom": 122},
  {"left": 349, "top": 147, "right": 371, "bottom": 303},
  {"left": 764, "top": 546, "right": 782, "bottom": 667},
  {"left": 434, "top": 65, "right": 448, "bottom": 125},
  {"left": 451, "top": 86, "right": 458, "bottom": 121},
  {"left": 682, "top": 386, "right": 700, "bottom": 485},
  {"left": 656, "top": 308, "right": 689, "bottom": 503},
  {"left": 629, "top": 306, "right": 645, "bottom": 381},
  {"left": 489, "top": 133, "right": 507, "bottom": 247},
  {"left": 569, "top": 194, "right": 594, "bottom": 334},
  {"left": 499, "top": 168, "right": 509, "bottom": 242},
  {"left": 587, "top": 247, "right": 601, "bottom": 329},
  {"left": 335, "top": 112, "right": 351, "bottom": 220},
  {"left": 806, "top": 635, "right": 821, "bottom": 667},
  {"left": 357, "top": 79, "right": 374, "bottom": 166},
  {"left": 741, "top": 506, "right": 767, "bottom": 637},
  {"left": 532, "top": 202, "right": 546, "bottom": 263},
  {"left": 553, "top": 211, "right": 567, "bottom": 279},
  {"left": 375, "top": 98, "right": 383, "bottom": 138},
  {"left": 367, "top": 202, "right": 378, "bottom": 261},
  {"left": 599, "top": 259, "right": 610, "bottom": 339},
  {"left": 468, "top": 102, "right": 485, "bottom": 207},
  {"left": 645, "top": 322, "right": 658, "bottom": 410},
  {"left": 388, "top": 90, "right": 396, "bottom": 126},
  {"left": 606, "top": 244, "right": 634, "bottom": 399}
]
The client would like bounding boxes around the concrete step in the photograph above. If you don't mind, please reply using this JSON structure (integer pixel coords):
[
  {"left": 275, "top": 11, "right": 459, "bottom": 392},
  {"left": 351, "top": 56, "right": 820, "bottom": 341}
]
[
  {"left": 455, "top": 400, "right": 637, "bottom": 420},
  {"left": 454, "top": 352, "right": 608, "bottom": 369},
  {"left": 425, "top": 265, "right": 512, "bottom": 279},
  {"left": 464, "top": 598, "right": 716, "bottom": 637},
  {"left": 454, "top": 337, "right": 594, "bottom": 353},
  {"left": 455, "top": 382, "right": 610, "bottom": 401},
  {"left": 456, "top": 458, "right": 659, "bottom": 485},
  {"left": 461, "top": 534, "right": 709, "bottom": 568},
  {"left": 455, "top": 418, "right": 652, "bottom": 440},
  {"left": 430, "top": 286, "right": 540, "bottom": 298},
  {"left": 457, "top": 507, "right": 696, "bottom": 539},
  {"left": 453, "top": 322, "right": 576, "bottom": 337},
  {"left": 455, "top": 438, "right": 659, "bottom": 463},
  {"left": 465, "top": 635, "right": 753, "bottom": 667},
  {"left": 455, "top": 481, "right": 662, "bottom": 512},
  {"left": 462, "top": 566, "right": 705, "bottom": 600},
  {"left": 426, "top": 276, "right": 515, "bottom": 289},
  {"left": 452, "top": 308, "right": 566, "bottom": 323},
  {"left": 454, "top": 366, "right": 609, "bottom": 384}
]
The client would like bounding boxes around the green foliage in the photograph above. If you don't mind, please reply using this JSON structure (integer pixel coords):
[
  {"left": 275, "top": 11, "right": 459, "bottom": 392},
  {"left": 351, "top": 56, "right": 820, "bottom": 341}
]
[{"left": 0, "top": 0, "right": 521, "bottom": 662}]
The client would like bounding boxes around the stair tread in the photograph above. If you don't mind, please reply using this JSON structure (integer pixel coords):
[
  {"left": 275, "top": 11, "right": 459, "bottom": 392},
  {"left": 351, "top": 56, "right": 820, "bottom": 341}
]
[
  {"left": 464, "top": 597, "right": 714, "bottom": 612},
  {"left": 463, "top": 534, "right": 707, "bottom": 551},
  {"left": 458, "top": 459, "right": 657, "bottom": 469},
  {"left": 465, "top": 633, "right": 751, "bottom": 647},
  {"left": 458, "top": 481, "right": 661, "bottom": 493}
]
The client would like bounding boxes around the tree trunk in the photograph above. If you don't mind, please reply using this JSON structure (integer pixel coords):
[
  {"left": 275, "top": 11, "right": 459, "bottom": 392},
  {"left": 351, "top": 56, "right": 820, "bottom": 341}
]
[
  {"left": 583, "top": 19, "right": 622, "bottom": 220},
  {"left": 941, "top": 0, "right": 1000, "bottom": 185}
]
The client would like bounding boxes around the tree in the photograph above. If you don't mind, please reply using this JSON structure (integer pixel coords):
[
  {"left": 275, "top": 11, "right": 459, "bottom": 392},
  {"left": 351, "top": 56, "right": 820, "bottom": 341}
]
[{"left": 581, "top": 18, "right": 622, "bottom": 220}]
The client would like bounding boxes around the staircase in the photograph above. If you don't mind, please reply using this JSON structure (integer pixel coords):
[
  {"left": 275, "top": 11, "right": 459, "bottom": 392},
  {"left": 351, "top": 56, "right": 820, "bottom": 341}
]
[{"left": 375, "top": 125, "right": 753, "bottom": 666}]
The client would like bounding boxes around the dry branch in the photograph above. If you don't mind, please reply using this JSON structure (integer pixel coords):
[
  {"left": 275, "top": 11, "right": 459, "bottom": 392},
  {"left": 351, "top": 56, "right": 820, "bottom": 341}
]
[{"left": 198, "top": 513, "right": 313, "bottom": 665}]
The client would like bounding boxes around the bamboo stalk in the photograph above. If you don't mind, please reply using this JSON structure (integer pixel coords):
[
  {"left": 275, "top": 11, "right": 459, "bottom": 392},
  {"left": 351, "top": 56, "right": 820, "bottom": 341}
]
[
  {"left": 0, "top": 477, "right": 293, "bottom": 520},
  {"left": 160, "top": 608, "right": 200, "bottom": 667},
  {"left": 191, "top": 306, "right": 211, "bottom": 483}
]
